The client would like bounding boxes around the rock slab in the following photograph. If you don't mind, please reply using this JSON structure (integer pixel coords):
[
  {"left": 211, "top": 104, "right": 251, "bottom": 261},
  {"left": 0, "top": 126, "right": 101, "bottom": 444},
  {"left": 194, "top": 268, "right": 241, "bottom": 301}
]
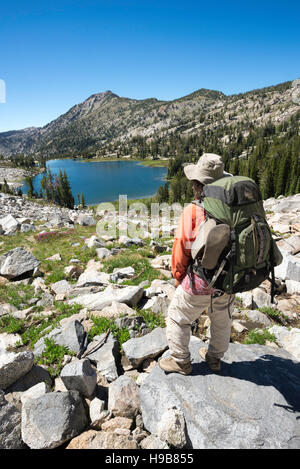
[
  {"left": 140, "top": 340, "right": 300, "bottom": 449},
  {"left": 0, "top": 390, "right": 25, "bottom": 449},
  {"left": 108, "top": 375, "right": 141, "bottom": 418},
  {"left": 0, "top": 247, "right": 40, "bottom": 279},
  {"left": 122, "top": 327, "right": 168, "bottom": 368},
  {"left": 0, "top": 350, "right": 34, "bottom": 390},
  {"left": 60, "top": 359, "right": 97, "bottom": 397},
  {"left": 21, "top": 391, "right": 87, "bottom": 449}
]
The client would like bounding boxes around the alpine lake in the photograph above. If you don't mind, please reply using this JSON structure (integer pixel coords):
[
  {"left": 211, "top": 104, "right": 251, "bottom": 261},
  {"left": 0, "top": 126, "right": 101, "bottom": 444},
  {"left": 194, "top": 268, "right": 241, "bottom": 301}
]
[{"left": 21, "top": 158, "right": 168, "bottom": 206}]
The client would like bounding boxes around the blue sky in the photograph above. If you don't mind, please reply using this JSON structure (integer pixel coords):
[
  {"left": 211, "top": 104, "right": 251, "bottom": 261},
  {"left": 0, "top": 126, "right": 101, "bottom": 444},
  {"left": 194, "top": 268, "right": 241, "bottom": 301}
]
[{"left": 0, "top": 0, "right": 299, "bottom": 132}]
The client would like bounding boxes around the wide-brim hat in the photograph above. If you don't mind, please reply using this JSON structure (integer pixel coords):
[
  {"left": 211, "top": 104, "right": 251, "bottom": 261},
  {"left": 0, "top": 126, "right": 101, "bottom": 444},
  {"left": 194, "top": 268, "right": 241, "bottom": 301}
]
[
  {"left": 184, "top": 153, "right": 230, "bottom": 185},
  {"left": 192, "top": 219, "right": 230, "bottom": 270}
]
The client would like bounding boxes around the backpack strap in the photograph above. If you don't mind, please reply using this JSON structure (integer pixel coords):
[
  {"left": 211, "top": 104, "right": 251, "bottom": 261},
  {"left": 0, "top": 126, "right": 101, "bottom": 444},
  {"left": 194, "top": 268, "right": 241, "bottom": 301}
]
[
  {"left": 269, "top": 241, "right": 276, "bottom": 304},
  {"left": 191, "top": 199, "right": 204, "bottom": 208}
]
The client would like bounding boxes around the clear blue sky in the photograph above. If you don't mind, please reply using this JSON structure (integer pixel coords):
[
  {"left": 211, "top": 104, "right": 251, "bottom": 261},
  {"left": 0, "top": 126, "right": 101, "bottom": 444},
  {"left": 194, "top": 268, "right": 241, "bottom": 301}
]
[{"left": 0, "top": 0, "right": 299, "bottom": 132}]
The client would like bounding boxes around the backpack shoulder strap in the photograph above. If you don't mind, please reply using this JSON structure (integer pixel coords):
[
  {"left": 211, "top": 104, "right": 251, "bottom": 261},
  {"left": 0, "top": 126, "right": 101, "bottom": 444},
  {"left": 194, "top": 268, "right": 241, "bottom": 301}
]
[{"left": 191, "top": 199, "right": 204, "bottom": 208}]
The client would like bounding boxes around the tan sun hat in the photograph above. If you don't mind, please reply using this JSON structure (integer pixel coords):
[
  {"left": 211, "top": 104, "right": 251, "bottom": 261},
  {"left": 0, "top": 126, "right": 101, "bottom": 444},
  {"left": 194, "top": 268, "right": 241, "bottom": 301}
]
[
  {"left": 184, "top": 153, "right": 230, "bottom": 185},
  {"left": 192, "top": 219, "right": 230, "bottom": 269}
]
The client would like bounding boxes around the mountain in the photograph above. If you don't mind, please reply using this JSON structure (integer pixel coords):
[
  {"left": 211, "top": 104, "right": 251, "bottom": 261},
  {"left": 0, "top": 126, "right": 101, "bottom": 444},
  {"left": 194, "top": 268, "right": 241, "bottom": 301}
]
[{"left": 0, "top": 81, "right": 298, "bottom": 158}]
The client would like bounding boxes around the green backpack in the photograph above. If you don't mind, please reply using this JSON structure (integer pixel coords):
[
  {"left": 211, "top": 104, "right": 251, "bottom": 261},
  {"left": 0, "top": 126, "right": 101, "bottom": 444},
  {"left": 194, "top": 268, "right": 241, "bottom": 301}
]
[{"left": 191, "top": 175, "right": 283, "bottom": 300}]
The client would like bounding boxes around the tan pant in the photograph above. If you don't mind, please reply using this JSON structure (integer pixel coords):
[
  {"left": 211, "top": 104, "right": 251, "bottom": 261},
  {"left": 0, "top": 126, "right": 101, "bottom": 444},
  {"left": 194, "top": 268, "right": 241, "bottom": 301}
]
[{"left": 166, "top": 285, "right": 234, "bottom": 365}]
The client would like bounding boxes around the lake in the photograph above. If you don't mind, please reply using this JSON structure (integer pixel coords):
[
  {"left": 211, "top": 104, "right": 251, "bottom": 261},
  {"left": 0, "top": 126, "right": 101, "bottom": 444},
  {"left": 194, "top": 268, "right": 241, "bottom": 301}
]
[{"left": 21, "top": 159, "right": 168, "bottom": 206}]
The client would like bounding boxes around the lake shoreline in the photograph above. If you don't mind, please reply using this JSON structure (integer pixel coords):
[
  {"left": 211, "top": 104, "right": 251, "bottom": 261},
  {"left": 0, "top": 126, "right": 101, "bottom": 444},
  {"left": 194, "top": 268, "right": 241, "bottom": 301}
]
[{"left": 74, "top": 156, "right": 169, "bottom": 167}]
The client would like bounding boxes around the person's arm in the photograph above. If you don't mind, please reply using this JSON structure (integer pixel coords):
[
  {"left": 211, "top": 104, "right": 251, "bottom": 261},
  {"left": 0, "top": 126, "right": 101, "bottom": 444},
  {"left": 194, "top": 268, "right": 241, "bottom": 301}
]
[
  {"left": 171, "top": 235, "right": 192, "bottom": 284},
  {"left": 171, "top": 204, "right": 205, "bottom": 286}
]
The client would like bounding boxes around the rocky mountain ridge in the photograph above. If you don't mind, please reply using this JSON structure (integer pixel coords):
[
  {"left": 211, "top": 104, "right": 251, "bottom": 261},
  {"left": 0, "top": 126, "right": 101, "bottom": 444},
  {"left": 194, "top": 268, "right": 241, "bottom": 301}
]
[{"left": 0, "top": 80, "right": 298, "bottom": 158}]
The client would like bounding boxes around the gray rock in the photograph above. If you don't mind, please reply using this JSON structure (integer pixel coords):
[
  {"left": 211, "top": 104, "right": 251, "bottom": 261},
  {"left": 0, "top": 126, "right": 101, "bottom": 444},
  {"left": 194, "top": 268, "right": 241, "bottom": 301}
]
[
  {"left": 119, "top": 236, "right": 145, "bottom": 247},
  {"left": 239, "top": 291, "right": 253, "bottom": 309},
  {"left": 269, "top": 326, "right": 300, "bottom": 361},
  {"left": 0, "top": 350, "right": 34, "bottom": 390},
  {"left": 87, "top": 333, "right": 120, "bottom": 382},
  {"left": 132, "top": 427, "right": 148, "bottom": 443},
  {"left": 0, "top": 332, "right": 23, "bottom": 350},
  {"left": 285, "top": 279, "right": 300, "bottom": 294},
  {"left": 20, "top": 223, "right": 35, "bottom": 233},
  {"left": 140, "top": 341, "right": 300, "bottom": 449},
  {"left": 96, "top": 247, "right": 112, "bottom": 259},
  {"left": 5, "top": 365, "right": 52, "bottom": 393},
  {"left": 142, "top": 296, "right": 170, "bottom": 316},
  {"left": 21, "top": 391, "right": 87, "bottom": 449},
  {"left": 68, "top": 284, "right": 144, "bottom": 310},
  {"left": 76, "top": 270, "right": 111, "bottom": 287},
  {"left": 277, "top": 236, "right": 300, "bottom": 255},
  {"left": 232, "top": 320, "right": 248, "bottom": 333},
  {"left": 76, "top": 214, "right": 96, "bottom": 226},
  {"left": 111, "top": 266, "right": 135, "bottom": 280},
  {"left": 252, "top": 288, "right": 272, "bottom": 309},
  {"left": 0, "top": 214, "right": 20, "bottom": 233},
  {"left": 0, "top": 303, "right": 18, "bottom": 317},
  {"left": 0, "top": 247, "right": 40, "bottom": 279},
  {"left": 20, "top": 382, "right": 51, "bottom": 405},
  {"left": 86, "top": 235, "right": 106, "bottom": 248},
  {"left": 87, "top": 431, "right": 138, "bottom": 449},
  {"left": 114, "top": 316, "right": 144, "bottom": 330},
  {"left": 156, "top": 407, "right": 187, "bottom": 448},
  {"left": 51, "top": 279, "right": 72, "bottom": 296},
  {"left": 34, "top": 320, "right": 86, "bottom": 357},
  {"left": 140, "top": 435, "right": 168, "bottom": 449},
  {"left": 243, "top": 309, "right": 273, "bottom": 327},
  {"left": 122, "top": 327, "right": 168, "bottom": 368},
  {"left": 108, "top": 375, "right": 141, "bottom": 418},
  {"left": 47, "top": 214, "right": 73, "bottom": 228},
  {"left": 0, "top": 390, "right": 25, "bottom": 449},
  {"left": 275, "top": 254, "right": 300, "bottom": 282},
  {"left": 89, "top": 397, "right": 105, "bottom": 423},
  {"left": 36, "top": 291, "right": 55, "bottom": 307},
  {"left": 60, "top": 359, "right": 97, "bottom": 397},
  {"left": 272, "top": 199, "right": 300, "bottom": 213}
]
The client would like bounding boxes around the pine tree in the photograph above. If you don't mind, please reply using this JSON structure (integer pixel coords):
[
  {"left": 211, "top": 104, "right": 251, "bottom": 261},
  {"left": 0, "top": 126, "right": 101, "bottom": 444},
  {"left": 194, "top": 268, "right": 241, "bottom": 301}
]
[
  {"left": 26, "top": 176, "right": 35, "bottom": 198},
  {"left": 61, "top": 170, "right": 74, "bottom": 208},
  {"left": 80, "top": 192, "right": 86, "bottom": 208}
]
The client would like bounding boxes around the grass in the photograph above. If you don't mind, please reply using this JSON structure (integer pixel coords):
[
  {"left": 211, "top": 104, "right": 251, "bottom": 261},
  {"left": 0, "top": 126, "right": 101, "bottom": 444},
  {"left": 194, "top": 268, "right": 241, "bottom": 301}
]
[
  {"left": 35, "top": 338, "right": 75, "bottom": 378},
  {"left": 88, "top": 316, "right": 130, "bottom": 346},
  {"left": 0, "top": 302, "right": 84, "bottom": 350},
  {"left": 135, "top": 308, "right": 166, "bottom": 330},
  {"left": 243, "top": 328, "right": 276, "bottom": 345},
  {"left": 258, "top": 306, "right": 289, "bottom": 323},
  {"left": 0, "top": 283, "right": 38, "bottom": 309},
  {"left": 102, "top": 251, "right": 168, "bottom": 286},
  {"left": 0, "top": 224, "right": 98, "bottom": 271},
  {"left": 0, "top": 315, "right": 25, "bottom": 334}
]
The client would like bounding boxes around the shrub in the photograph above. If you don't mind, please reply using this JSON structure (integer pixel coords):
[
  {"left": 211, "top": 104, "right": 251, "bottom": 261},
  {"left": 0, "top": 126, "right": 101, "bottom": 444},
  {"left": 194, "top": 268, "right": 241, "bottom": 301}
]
[
  {"left": 137, "top": 308, "right": 166, "bottom": 330},
  {"left": 243, "top": 328, "right": 276, "bottom": 345},
  {"left": 36, "top": 338, "right": 74, "bottom": 378}
]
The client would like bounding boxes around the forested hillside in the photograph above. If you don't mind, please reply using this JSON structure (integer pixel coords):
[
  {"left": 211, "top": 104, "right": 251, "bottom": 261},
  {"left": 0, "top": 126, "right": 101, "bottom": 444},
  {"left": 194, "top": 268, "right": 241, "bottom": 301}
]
[{"left": 154, "top": 110, "right": 300, "bottom": 203}]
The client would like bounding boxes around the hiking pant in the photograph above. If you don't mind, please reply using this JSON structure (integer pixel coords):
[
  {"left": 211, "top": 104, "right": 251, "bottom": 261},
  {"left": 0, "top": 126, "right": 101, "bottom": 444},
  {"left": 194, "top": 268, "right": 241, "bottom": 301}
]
[{"left": 166, "top": 285, "right": 234, "bottom": 365}]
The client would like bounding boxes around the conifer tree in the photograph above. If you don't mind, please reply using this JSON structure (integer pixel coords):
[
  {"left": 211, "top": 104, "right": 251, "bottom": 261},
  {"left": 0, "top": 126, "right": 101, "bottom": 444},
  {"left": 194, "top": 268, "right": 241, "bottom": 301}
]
[
  {"left": 26, "top": 176, "right": 35, "bottom": 198},
  {"left": 80, "top": 192, "right": 86, "bottom": 208}
]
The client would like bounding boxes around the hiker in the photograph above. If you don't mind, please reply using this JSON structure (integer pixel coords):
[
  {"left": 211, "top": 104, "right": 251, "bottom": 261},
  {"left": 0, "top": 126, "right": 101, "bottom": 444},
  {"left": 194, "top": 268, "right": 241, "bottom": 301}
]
[{"left": 159, "top": 153, "right": 234, "bottom": 374}]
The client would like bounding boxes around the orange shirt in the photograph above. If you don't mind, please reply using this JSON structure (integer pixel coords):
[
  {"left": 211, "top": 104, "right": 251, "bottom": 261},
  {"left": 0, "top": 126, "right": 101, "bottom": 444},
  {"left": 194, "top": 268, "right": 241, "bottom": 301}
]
[{"left": 171, "top": 202, "right": 205, "bottom": 282}]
